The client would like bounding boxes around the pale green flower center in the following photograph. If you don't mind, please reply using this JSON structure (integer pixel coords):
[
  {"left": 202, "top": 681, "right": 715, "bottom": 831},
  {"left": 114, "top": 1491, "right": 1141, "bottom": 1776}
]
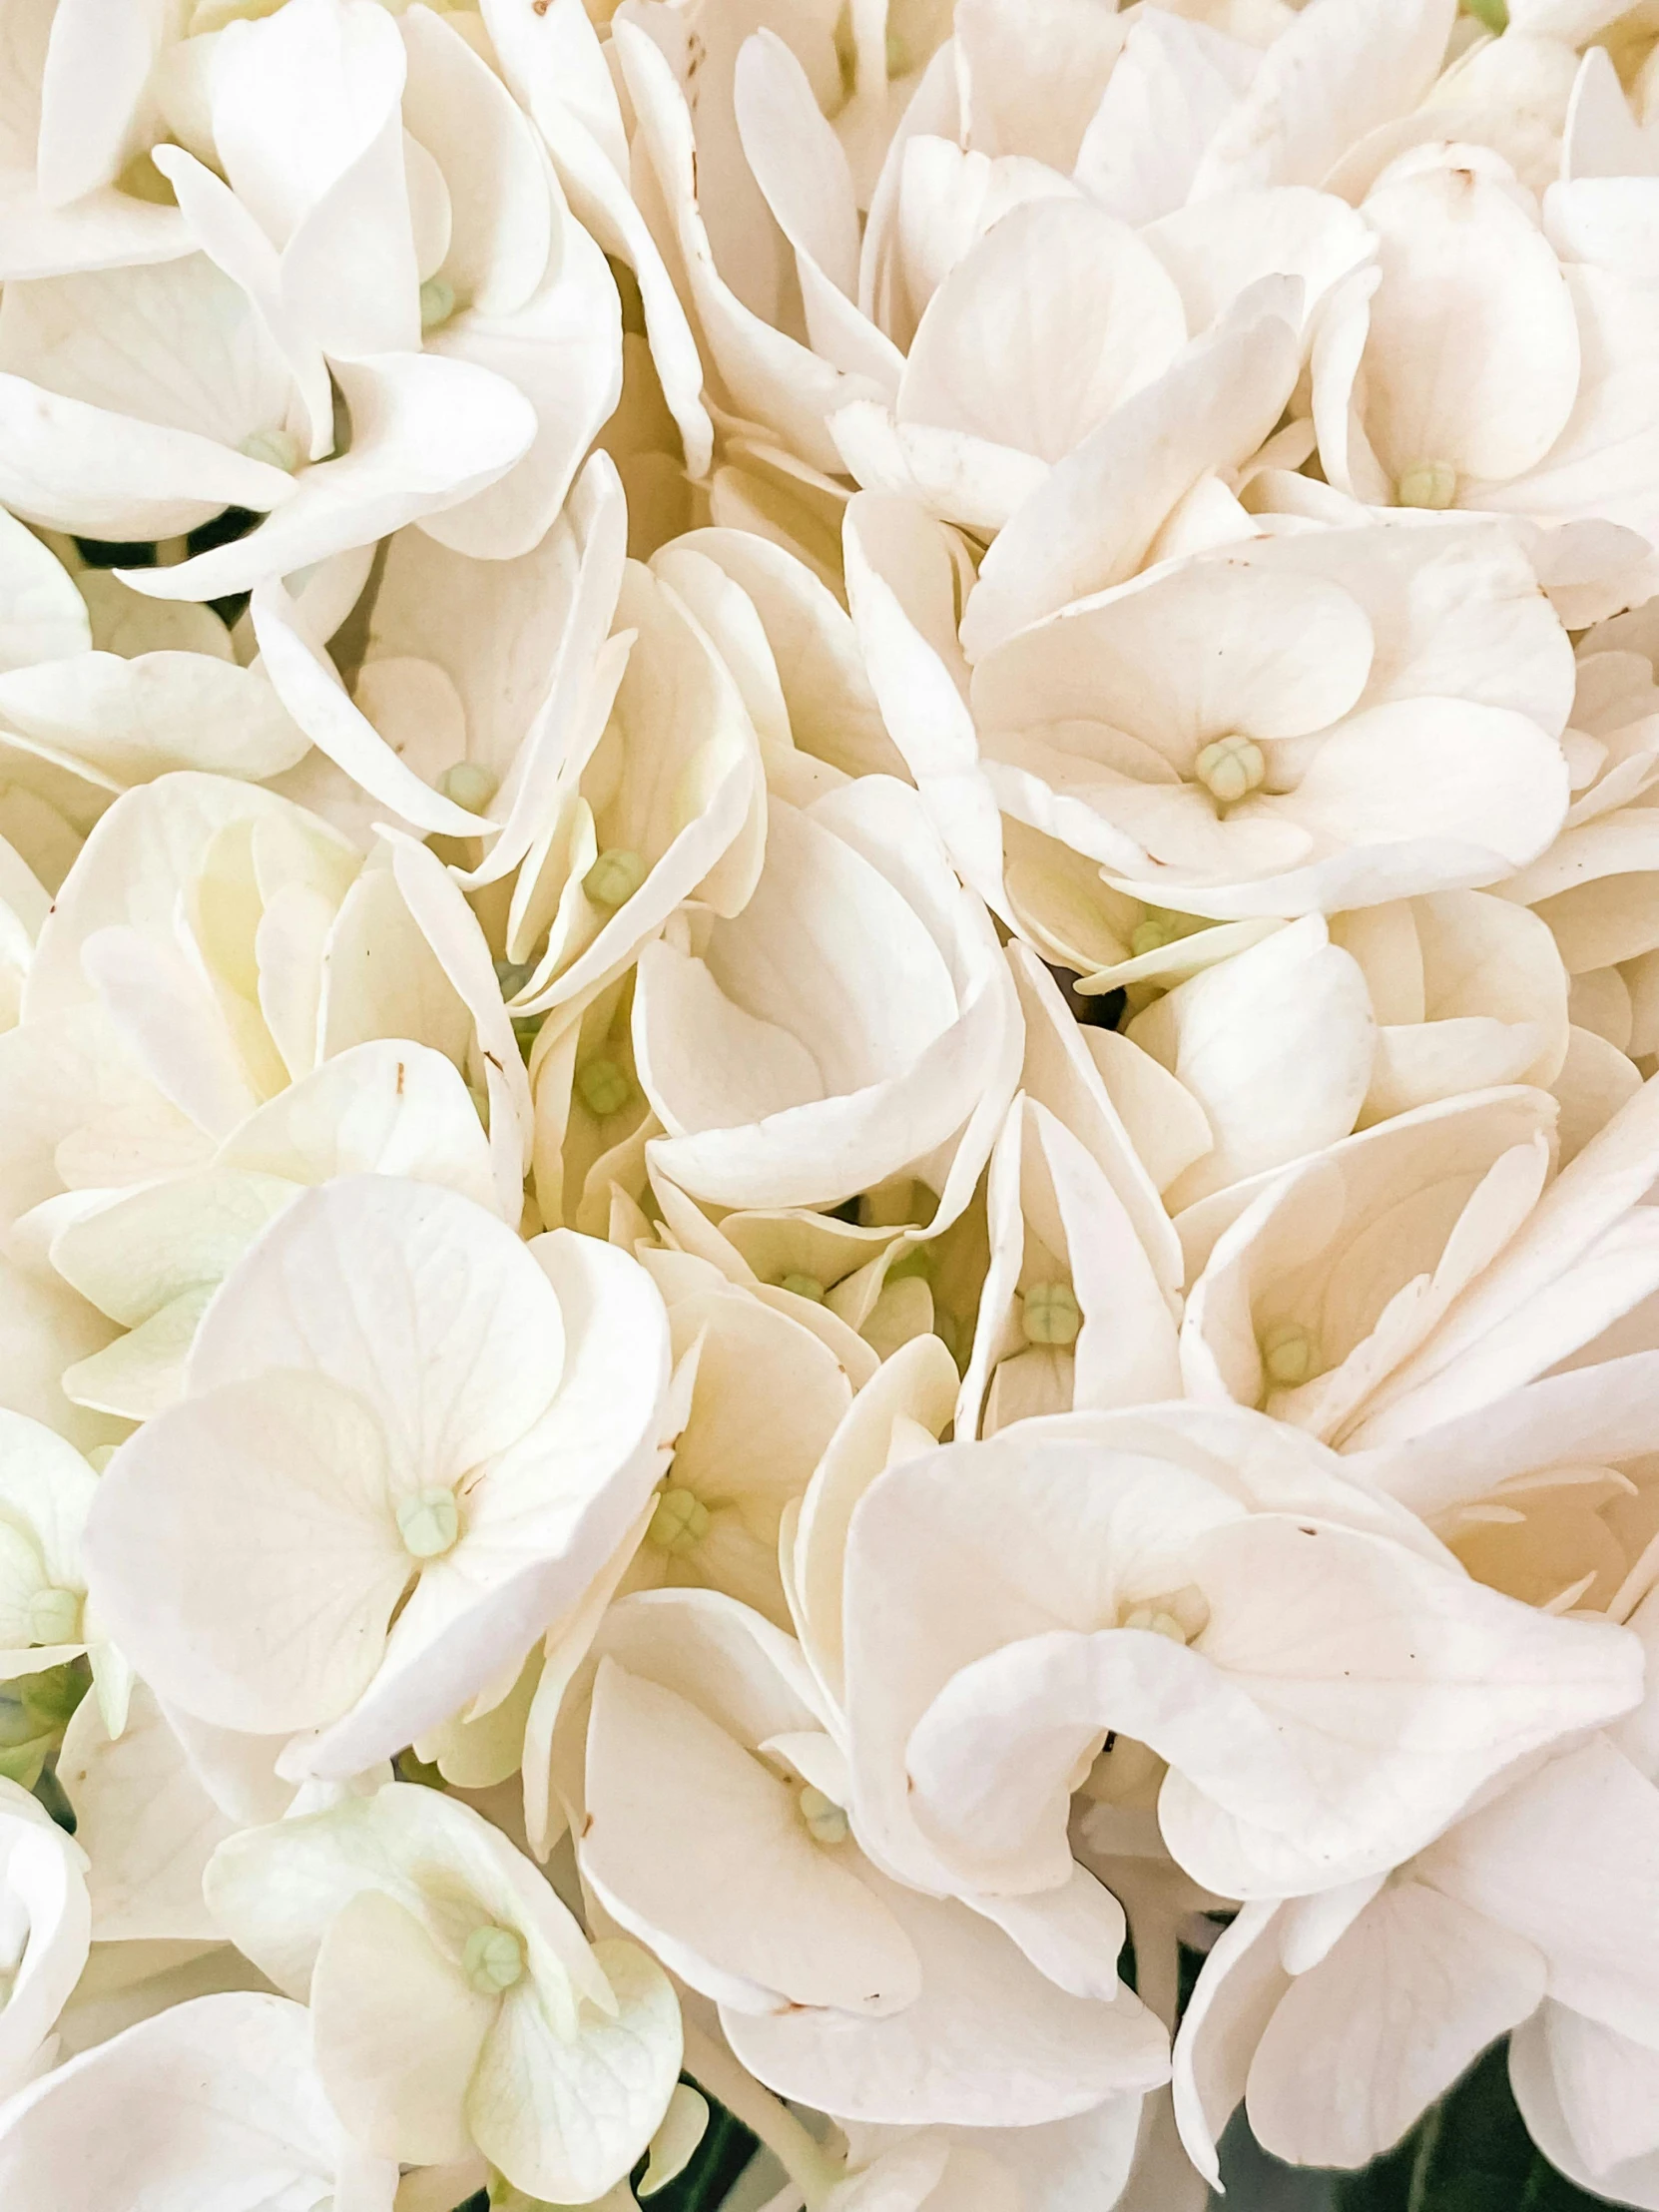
[
  {"left": 647, "top": 1486, "right": 710, "bottom": 1557},
  {"left": 1395, "top": 460, "right": 1458, "bottom": 511},
  {"left": 1262, "top": 1320, "right": 1320, "bottom": 1388},
  {"left": 238, "top": 426, "right": 302, "bottom": 473},
  {"left": 419, "top": 276, "right": 457, "bottom": 332},
  {"left": 798, "top": 1784, "right": 849, "bottom": 1846},
  {"left": 780, "top": 1273, "right": 826, "bottom": 1304},
  {"left": 461, "top": 1923, "right": 524, "bottom": 1995},
  {"left": 27, "top": 1586, "right": 80, "bottom": 1647},
  {"left": 397, "top": 1486, "right": 461, "bottom": 1560},
  {"left": 1194, "top": 736, "right": 1266, "bottom": 808},
  {"left": 437, "top": 762, "right": 497, "bottom": 813},
  {"left": 577, "top": 1057, "right": 632, "bottom": 1119},
  {"left": 1022, "top": 1281, "right": 1081, "bottom": 1347},
  {"left": 1130, "top": 916, "right": 1180, "bottom": 957},
  {"left": 582, "top": 847, "right": 648, "bottom": 910},
  {"left": 1120, "top": 1585, "right": 1210, "bottom": 1645}
]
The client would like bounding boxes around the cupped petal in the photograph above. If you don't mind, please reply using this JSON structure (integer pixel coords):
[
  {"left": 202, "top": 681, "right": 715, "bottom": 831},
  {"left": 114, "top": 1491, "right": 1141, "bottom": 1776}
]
[
  {"left": 584, "top": 1658, "right": 921, "bottom": 2017},
  {"left": 734, "top": 32, "right": 902, "bottom": 392},
  {"left": 251, "top": 578, "right": 493, "bottom": 838},
  {"left": 122, "top": 353, "right": 536, "bottom": 602},
  {"left": 726, "top": 1870, "right": 1169, "bottom": 2128},
  {"left": 1418, "top": 1735, "right": 1659, "bottom": 2047},
  {"left": 215, "top": 1039, "right": 499, "bottom": 1214},
  {"left": 57, "top": 1681, "right": 235, "bottom": 1942},
  {"left": 1245, "top": 1882, "right": 1545, "bottom": 2169},
  {"left": 1126, "top": 917, "right": 1375, "bottom": 1207},
  {"left": 0, "top": 506, "right": 88, "bottom": 672},
  {"left": 188, "top": 1174, "right": 563, "bottom": 1483},
  {"left": 973, "top": 559, "right": 1376, "bottom": 764},
  {"left": 399, "top": 4, "right": 552, "bottom": 318},
  {"left": 1357, "top": 161, "right": 1580, "bottom": 490},
  {"left": 960, "top": 280, "right": 1301, "bottom": 657},
  {"left": 1189, "top": 0, "right": 1457, "bottom": 200},
  {"left": 420, "top": 213, "right": 621, "bottom": 563},
  {"left": 0, "top": 368, "right": 295, "bottom": 541},
  {"left": 1510, "top": 2002, "right": 1659, "bottom": 2202},
  {"left": 614, "top": 19, "right": 879, "bottom": 479},
  {"left": 487, "top": 0, "right": 712, "bottom": 478},
  {"left": 1074, "top": 9, "right": 1261, "bottom": 226},
  {"left": 82, "top": 1367, "right": 406, "bottom": 1734},
  {"left": 311, "top": 1887, "right": 492, "bottom": 2168},
  {"left": 468, "top": 1936, "right": 681, "bottom": 2205},
  {"left": 0, "top": 1783, "right": 90, "bottom": 2090},
  {"left": 898, "top": 199, "right": 1187, "bottom": 464},
  {"left": 0, "top": 651, "right": 307, "bottom": 788},
  {"left": 0, "top": 1991, "right": 387, "bottom": 2212}
]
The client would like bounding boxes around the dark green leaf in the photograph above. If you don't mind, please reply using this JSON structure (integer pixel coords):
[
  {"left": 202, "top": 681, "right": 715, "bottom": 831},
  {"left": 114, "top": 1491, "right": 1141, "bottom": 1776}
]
[
  {"left": 1331, "top": 2040, "right": 1612, "bottom": 2212},
  {"left": 639, "top": 2086, "right": 760, "bottom": 2212}
]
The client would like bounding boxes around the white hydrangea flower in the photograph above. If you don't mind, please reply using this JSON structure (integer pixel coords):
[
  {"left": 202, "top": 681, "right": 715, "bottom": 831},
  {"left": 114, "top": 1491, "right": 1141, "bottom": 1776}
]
[
  {"left": 205, "top": 1780, "right": 681, "bottom": 2201},
  {"left": 83, "top": 1175, "right": 671, "bottom": 1779},
  {"left": 840, "top": 1404, "right": 1642, "bottom": 1901}
]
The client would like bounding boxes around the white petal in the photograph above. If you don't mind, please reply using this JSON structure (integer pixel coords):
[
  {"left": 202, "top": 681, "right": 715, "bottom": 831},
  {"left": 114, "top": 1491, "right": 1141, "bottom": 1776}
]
[
  {"left": 122, "top": 353, "right": 536, "bottom": 602},
  {"left": 420, "top": 215, "right": 621, "bottom": 562},
  {"left": 311, "top": 1887, "right": 491, "bottom": 2167},
  {"left": 1359, "top": 163, "right": 1580, "bottom": 488},
  {"left": 1246, "top": 1882, "right": 1544, "bottom": 2168},
  {"left": 1511, "top": 2002, "right": 1659, "bottom": 2196},
  {"left": 1419, "top": 1736, "right": 1659, "bottom": 2046},
  {"left": 57, "top": 1681, "right": 234, "bottom": 1942},
  {"left": 0, "top": 1991, "right": 384, "bottom": 2212},
  {"left": 0, "top": 507, "right": 88, "bottom": 672},
  {"left": 584, "top": 1658, "right": 920, "bottom": 2016},
  {"left": 468, "top": 1937, "right": 681, "bottom": 2205},
  {"left": 1126, "top": 918, "right": 1375, "bottom": 1207},
  {"left": 1189, "top": 0, "right": 1457, "bottom": 199},
  {"left": 727, "top": 1869, "right": 1169, "bottom": 2127},
  {"left": 899, "top": 199, "right": 1186, "bottom": 465},
  {"left": 0, "top": 652, "right": 306, "bottom": 787},
  {"left": 83, "top": 1367, "right": 406, "bottom": 1733},
  {"left": 961, "top": 280, "right": 1301, "bottom": 656}
]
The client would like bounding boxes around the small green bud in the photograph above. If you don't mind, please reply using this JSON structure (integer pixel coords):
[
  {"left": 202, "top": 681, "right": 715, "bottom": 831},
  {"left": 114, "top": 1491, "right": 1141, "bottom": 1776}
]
[
  {"left": 577, "top": 1058, "right": 632, "bottom": 1119},
  {"left": 462, "top": 1923, "right": 525, "bottom": 1995},
  {"left": 582, "top": 847, "right": 647, "bottom": 911},
  {"left": 1130, "top": 917, "right": 1179, "bottom": 958},
  {"left": 396, "top": 1486, "right": 460, "bottom": 1560},
  {"left": 1194, "top": 736, "right": 1266, "bottom": 808},
  {"left": 1262, "top": 1321, "right": 1320, "bottom": 1389},
  {"left": 646, "top": 1486, "right": 711, "bottom": 1556},
  {"left": 799, "top": 1783, "right": 849, "bottom": 1846},
  {"left": 1022, "top": 1282, "right": 1081, "bottom": 1348},
  {"left": 437, "top": 761, "right": 497, "bottom": 814},
  {"left": 1395, "top": 460, "right": 1458, "bottom": 511},
  {"left": 418, "top": 276, "right": 456, "bottom": 331}
]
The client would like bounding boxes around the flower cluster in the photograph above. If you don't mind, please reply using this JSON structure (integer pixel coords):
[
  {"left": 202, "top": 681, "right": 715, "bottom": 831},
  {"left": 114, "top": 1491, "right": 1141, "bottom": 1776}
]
[{"left": 2, "top": 1, "right": 1659, "bottom": 2208}]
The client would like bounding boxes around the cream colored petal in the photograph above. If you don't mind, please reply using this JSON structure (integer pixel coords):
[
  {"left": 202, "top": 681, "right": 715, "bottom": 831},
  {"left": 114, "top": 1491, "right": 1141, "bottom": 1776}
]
[
  {"left": 311, "top": 1888, "right": 491, "bottom": 2168},
  {"left": 584, "top": 1658, "right": 920, "bottom": 2016},
  {"left": 57, "top": 1681, "right": 234, "bottom": 1942}
]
